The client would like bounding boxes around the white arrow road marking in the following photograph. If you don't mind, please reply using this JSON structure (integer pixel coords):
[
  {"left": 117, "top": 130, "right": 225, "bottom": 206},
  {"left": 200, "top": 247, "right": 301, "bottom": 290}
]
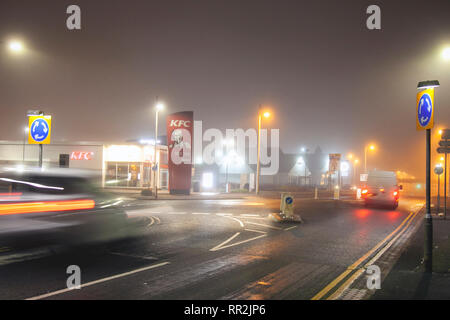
[{"left": 26, "top": 261, "right": 170, "bottom": 300}]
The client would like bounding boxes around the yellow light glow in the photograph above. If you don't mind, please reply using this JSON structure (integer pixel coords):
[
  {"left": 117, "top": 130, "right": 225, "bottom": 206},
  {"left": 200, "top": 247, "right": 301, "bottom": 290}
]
[
  {"left": 8, "top": 40, "right": 24, "bottom": 53},
  {"left": 369, "top": 145, "right": 375, "bottom": 151},
  {"left": 348, "top": 153, "right": 353, "bottom": 159},
  {"left": 354, "top": 159, "right": 359, "bottom": 164},
  {"left": 439, "top": 129, "right": 443, "bottom": 135},
  {"left": 263, "top": 111, "right": 270, "bottom": 118},
  {"left": 442, "top": 47, "right": 450, "bottom": 61},
  {"left": 440, "top": 157, "right": 445, "bottom": 162}
]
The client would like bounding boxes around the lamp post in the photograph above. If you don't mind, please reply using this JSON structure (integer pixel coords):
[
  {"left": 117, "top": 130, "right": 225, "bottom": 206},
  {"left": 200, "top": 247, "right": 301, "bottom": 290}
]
[
  {"left": 22, "top": 127, "right": 28, "bottom": 163},
  {"left": 353, "top": 159, "right": 359, "bottom": 186},
  {"left": 364, "top": 144, "right": 375, "bottom": 173},
  {"left": 153, "top": 101, "right": 164, "bottom": 199},
  {"left": 256, "top": 108, "right": 270, "bottom": 195}
]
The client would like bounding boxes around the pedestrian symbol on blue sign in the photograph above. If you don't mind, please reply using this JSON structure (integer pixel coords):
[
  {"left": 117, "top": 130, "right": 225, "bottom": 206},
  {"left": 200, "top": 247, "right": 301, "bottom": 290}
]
[
  {"left": 417, "top": 93, "right": 433, "bottom": 128},
  {"left": 30, "top": 118, "right": 50, "bottom": 142},
  {"left": 285, "top": 197, "right": 293, "bottom": 204}
]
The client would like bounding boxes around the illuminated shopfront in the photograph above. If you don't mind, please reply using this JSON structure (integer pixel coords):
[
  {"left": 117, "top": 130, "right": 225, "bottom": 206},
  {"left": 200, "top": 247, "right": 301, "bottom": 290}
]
[{"left": 0, "top": 141, "right": 168, "bottom": 189}]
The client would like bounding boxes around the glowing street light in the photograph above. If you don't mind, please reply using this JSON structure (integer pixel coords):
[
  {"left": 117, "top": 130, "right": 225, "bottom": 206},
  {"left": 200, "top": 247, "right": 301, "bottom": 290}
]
[
  {"left": 8, "top": 40, "right": 24, "bottom": 53},
  {"left": 256, "top": 107, "right": 271, "bottom": 194},
  {"left": 364, "top": 144, "right": 376, "bottom": 173},
  {"left": 442, "top": 47, "right": 450, "bottom": 61}
]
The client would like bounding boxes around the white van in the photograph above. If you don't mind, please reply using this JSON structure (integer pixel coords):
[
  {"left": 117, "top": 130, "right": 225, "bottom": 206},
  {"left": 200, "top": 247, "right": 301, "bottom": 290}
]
[{"left": 361, "top": 170, "right": 401, "bottom": 209}]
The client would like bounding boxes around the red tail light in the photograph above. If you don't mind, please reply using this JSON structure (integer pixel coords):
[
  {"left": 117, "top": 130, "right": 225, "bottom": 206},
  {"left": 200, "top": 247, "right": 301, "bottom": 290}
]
[{"left": 0, "top": 199, "right": 95, "bottom": 216}]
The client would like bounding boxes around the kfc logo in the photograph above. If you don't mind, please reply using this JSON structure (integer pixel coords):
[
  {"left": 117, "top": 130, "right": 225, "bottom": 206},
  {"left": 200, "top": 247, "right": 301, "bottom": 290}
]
[
  {"left": 169, "top": 120, "right": 191, "bottom": 128},
  {"left": 71, "top": 151, "right": 94, "bottom": 160}
]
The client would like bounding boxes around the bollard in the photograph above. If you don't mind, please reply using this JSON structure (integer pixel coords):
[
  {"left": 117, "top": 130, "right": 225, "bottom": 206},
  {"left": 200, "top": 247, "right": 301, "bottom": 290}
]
[
  {"left": 269, "top": 193, "right": 302, "bottom": 222},
  {"left": 314, "top": 187, "right": 318, "bottom": 200}
]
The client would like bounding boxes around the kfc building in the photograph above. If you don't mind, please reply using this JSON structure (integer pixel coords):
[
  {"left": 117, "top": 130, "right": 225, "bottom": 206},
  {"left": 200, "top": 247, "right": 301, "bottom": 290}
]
[{"left": 0, "top": 140, "right": 169, "bottom": 189}]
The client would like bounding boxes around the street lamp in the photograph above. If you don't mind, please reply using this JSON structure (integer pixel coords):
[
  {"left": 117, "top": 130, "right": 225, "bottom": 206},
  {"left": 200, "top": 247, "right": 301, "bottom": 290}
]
[
  {"left": 153, "top": 101, "right": 164, "bottom": 199},
  {"left": 256, "top": 108, "right": 270, "bottom": 194},
  {"left": 442, "top": 47, "right": 450, "bottom": 61},
  {"left": 7, "top": 40, "right": 25, "bottom": 54},
  {"left": 353, "top": 159, "right": 359, "bottom": 186},
  {"left": 364, "top": 144, "right": 376, "bottom": 173}
]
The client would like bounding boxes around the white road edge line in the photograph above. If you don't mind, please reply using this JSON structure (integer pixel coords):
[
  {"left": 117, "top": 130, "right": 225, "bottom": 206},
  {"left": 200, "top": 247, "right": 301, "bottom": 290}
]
[
  {"left": 192, "top": 212, "right": 210, "bottom": 215},
  {"left": 216, "top": 213, "right": 233, "bottom": 216},
  {"left": 284, "top": 226, "right": 297, "bottom": 231},
  {"left": 240, "top": 214, "right": 261, "bottom": 217},
  {"left": 167, "top": 212, "right": 186, "bottom": 215},
  {"left": 25, "top": 261, "right": 170, "bottom": 300}
]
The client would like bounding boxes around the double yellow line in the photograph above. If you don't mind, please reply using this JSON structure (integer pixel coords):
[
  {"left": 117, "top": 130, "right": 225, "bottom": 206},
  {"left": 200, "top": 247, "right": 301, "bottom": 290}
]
[{"left": 311, "top": 209, "right": 421, "bottom": 300}]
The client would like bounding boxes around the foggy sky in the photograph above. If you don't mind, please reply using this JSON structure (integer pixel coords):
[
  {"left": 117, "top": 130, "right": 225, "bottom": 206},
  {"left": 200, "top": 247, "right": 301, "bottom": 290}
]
[{"left": 1, "top": 0, "right": 450, "bottom": 179}]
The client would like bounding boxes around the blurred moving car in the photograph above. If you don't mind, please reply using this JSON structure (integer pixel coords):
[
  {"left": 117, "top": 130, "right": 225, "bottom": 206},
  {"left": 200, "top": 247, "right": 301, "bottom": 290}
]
[
  {"left": 0, "top": 167, "right": 146, "bottom": 250},
  {"left": 361, "top": 170, "right": 401, "bottom": 209}
]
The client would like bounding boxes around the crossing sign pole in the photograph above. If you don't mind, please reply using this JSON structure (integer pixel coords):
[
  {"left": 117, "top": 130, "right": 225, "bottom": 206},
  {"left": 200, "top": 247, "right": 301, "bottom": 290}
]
[{"left": 417, "top": 80, "right": 439, "bottom": 273}]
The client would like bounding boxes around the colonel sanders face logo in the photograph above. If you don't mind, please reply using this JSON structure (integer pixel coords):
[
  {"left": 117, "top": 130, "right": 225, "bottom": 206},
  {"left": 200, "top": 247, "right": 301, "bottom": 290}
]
[
  {"left": 169, "top": 128, "right": 192, "bottom": 164},
  {"left": 170, "top": 128, "right": 184, "bottom": 147}
]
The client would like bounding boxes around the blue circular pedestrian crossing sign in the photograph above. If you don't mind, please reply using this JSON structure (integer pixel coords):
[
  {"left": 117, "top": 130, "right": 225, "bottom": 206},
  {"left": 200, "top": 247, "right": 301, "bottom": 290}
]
[
  {"left": 285, "top": 197, "right": 293, "bottom": 204},
  {"left": 417, "top": 93, "right": 433, "bottom": 128},
  {"left": 30, "top": 118, "right": 50, "bottom": 142}
]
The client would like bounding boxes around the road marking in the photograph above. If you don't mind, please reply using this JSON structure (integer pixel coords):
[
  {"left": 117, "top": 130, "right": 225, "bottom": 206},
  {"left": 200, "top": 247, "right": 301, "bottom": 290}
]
[
  {"left": 239, "top": 217, "right": 268, "bottom": 220},
  {"left": 192, "top": 212, "right": 210, "bottom": 215},
  {"left": 227, "top": 216, "right": 245, "bottom": 228},
  {"left": 311, "top": 210, "right": 416, "bottom": 300},
  {"left": 245, "top": 221, "right": 283, "bottom": 230},
  {"left": 147, "top": 216, "right": 155, "bottom": 227},
  {"left": 327, "top": 209, "right": 420, "bottom": 300},
  {"left": 167, "top": 212, "right": 186, "bottom": 215},
  {"left": 26, "top": 261, "right": 170, "bottom": 300},
  {"left": 216, "top": 213, "right": 233, "bottom": 216},
  {"left": 284, "top": 226, "right": 297, "bottom": 231},
  {"left": 210, "top": 232, "right": 241, "bottom": 251},
  {"left": 153, "top": 216, "right": 161, "bottom": 224},
  {"left": 240, "top": 214, "right": 261, "bottom": 217},
  {"left": 210, "top": 234, "right": 267, "bottom": 252},
  {"left": 244, "top": 228, "right": 267, "bottom": 234}
]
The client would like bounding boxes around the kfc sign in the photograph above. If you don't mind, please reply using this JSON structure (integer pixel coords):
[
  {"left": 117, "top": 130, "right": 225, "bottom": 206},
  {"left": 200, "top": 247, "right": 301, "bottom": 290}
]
[
  {"left": 71, "top": 151, "right": 94, "bottom": 160},
  {"left": 166, "top": 111, "right": 193, "bottom": 195},
  {"left": 169, "top": 120, "right": 192, "bottom": 128}
]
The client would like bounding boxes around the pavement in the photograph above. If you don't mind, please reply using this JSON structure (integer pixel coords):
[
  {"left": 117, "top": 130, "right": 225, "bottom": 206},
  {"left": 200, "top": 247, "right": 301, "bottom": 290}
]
[
  {"left": 0, "top": 195, "right": 427, "bottom": 300},
  {"left": 370, "top": 215, "right": 450, "bottom": 300}
]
